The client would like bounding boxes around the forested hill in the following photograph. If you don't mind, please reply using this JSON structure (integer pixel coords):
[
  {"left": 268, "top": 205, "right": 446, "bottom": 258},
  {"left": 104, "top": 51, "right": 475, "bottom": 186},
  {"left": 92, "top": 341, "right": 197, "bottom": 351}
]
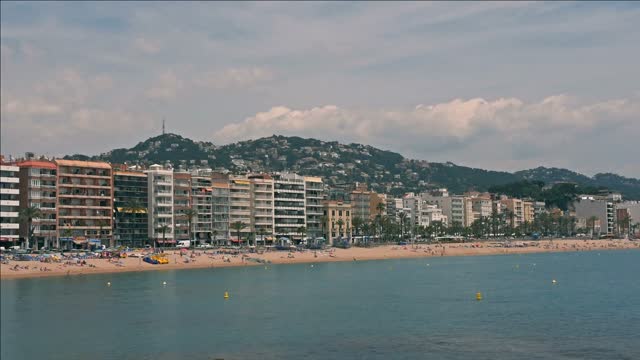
[{"left": 64, "top": 133, "right": 640, "bottom": 200}]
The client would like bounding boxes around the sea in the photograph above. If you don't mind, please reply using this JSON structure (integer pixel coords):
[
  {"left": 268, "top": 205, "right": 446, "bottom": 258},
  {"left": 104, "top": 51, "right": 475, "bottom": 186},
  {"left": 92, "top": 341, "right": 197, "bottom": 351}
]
[{"left": 2, "top": 250, "right": 639, "bottom": 360}]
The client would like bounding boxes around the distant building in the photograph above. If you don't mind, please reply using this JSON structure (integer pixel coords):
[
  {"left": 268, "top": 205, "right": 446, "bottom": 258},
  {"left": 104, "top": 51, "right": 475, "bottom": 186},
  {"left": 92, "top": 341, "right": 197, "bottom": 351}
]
[
  {"left": 273, "top": 173, "right": 306, "bottom": 241},
  {"left": 113, "top": 171, "right": 149, "bottom": 247},
  {"left": 191, "top": 171, "right": 213, "bottom": 244},
  {"left": 304, "top": 176, "right": 324, "bottom": 239},
  {"left": 146, "top": 164, "right": 175, "bottom": 245},
  {"left": 1, "top": 163, "right": 21, "bottom": 245},
  {"left": 173, "top": 172, "right": 192, "bottom": 241},
  {"left": 323, "top": 201, "right": 352, "bottom": 245},
  {"left": 572, "top": 195, "right": 615, "bottom": 235},
  {"left": 17, "top": 160, "right": 57, "bottom": 248},
  {"left": 56, "top": 160, "right": 113, "bottom": 248}
]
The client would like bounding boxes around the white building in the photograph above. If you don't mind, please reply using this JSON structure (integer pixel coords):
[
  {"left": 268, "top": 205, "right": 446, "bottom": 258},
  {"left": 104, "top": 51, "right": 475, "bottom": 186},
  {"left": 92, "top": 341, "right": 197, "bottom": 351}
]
[
  {"left": 146, "top": 165, "right": 175, "bottom": 244},
  {"left": 273, "top": 173, "right": 306, "bottom": 240},
  {"left": 191, "top": 171, "right": 213, "bottom": 243},
  {"left": 304, "top": 176, "right": 324, "bottom": 239},
  {"left": 0, "top": 165, "right": 20, "bottom": 244},
  {"left": 249, "top": 174, "right": 275, "bottom": 243}
]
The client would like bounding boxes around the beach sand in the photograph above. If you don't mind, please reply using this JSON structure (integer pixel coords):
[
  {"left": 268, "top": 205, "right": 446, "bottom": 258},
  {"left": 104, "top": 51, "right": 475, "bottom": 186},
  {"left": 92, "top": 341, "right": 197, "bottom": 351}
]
[{"left": 2, "top": 239, "right": 638, "bottom": 280}]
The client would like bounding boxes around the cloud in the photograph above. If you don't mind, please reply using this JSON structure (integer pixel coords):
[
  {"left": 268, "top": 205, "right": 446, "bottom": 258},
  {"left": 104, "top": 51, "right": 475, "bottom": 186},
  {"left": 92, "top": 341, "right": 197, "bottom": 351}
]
[
  {"left": 213, "top": 95, "right": 640, "bottom": 176},
  {"left": 145, "top": 70, "right": 183, "bottom": 100},
  {"left": 133, "top": 37, "right": 161, "bottom": 54},
  {"left": 195, "top": 67, "right": 274, "bottom": 89}
]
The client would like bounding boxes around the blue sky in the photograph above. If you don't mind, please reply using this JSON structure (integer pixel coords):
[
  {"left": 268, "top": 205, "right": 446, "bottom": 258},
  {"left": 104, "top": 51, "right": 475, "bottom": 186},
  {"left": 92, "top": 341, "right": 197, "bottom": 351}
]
[{"left": 1, "top": 1, "right": 639, "bottom": 177}]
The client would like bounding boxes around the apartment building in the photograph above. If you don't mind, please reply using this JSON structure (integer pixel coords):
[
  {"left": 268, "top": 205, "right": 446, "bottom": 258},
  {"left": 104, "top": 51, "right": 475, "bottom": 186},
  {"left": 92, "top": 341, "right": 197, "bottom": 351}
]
[
  {"left": 17, "top": 160, "right": 57, "bottom": 248},
  {"left": 146, "top": 165, "right": 174, "bottom": 244},
  {"left": 466, "top": 193, "right": 492, "bottom": 225},
  {"left": 351, "top": 184, "right": 385, "bottom": 221},
  {"left": 500, "top": 197, "right": 524, "bottom": 228},
  {"left": 386, "top": 197, "right": 404, "bottom": 222},
  {"left": 402, "top": 193, "right": 429, "bottom": 228},
  {"left": 572, "top": 195, "right": 615, "bottom": 235},
  {"left": 1, "top": 163, "right": 21, "bottom": 246},
  {"left": 211, "top": 179, "right": 230, "bottom": 244},
  {"left": 522, "top": 201, "right": 535, "bottom": 224},
  {"left": 228, "top": 176, "right": 252, "bottom": 242},
  {"left": 323, "top": 200, "right": 352, "bottom": 245},
  {"left": 56, "top": 160, "right": 113, "bottom": 248},
  {"left": 248, "top": 174, "right": 274, "bottom": 244},
  {"left": 113, "top": 171, "right": 148, "bottom": 247},
  {"left": 273, "top": 173, "right": 306, "bottom": 241},
  {"left": 305, "top": 176, "right": 324, "bottom": 239},
  {"left": 173, "top": 172, "right": 192, "bottom": 241},
  {"left": 191, "top": 171, "right": 213, "bottom": 244}
]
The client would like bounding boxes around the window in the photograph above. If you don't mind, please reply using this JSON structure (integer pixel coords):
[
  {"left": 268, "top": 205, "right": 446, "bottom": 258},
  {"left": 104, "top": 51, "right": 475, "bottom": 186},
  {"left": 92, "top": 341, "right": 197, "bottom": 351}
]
[
  {"left": 339, "top": 210, "right": 342, "bottom": 216},
  {"left": 332, "top": 210, "right": 335, "bottom": 216},
  {"left": 346, "top": 211, "right": 350, "bottom": 216}
]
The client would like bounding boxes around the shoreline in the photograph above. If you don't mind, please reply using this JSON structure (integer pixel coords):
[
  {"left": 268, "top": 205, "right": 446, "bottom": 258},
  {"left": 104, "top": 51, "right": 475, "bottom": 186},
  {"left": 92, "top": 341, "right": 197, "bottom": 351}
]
[{"left": 2, "top": 239, "right": 638, "bottom": 280}]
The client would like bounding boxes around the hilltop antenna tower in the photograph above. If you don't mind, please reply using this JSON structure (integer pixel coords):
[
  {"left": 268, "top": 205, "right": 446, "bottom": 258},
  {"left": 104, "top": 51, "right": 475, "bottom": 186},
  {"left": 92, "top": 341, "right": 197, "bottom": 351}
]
[{"left": 162, "top": 118, "right": 166, "bottom": 135}]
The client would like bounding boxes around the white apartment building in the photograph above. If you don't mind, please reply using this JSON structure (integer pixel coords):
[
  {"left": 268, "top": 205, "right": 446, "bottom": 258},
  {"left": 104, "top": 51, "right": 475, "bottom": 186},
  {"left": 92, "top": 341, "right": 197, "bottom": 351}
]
[
  {"left": 228, "top": 176, "right": 252, "bottom": 242},
  {"left": 423, "top": 204, "right": 448, "bottom": 226},
  {"left": 273, "top": 173, "right": 306, "bottom": 240},
  {"left": 249, "top": 174, "right": 274, "bottom": 243},
  {"left": 18, "top": 160, "right": 57, "bottom": 248},
  {"left": 305, "top": 176, "right": 324, "bottom": 239},
  {"left": 146, "top": 165, "right": 174, "bottom": 244},
  {"left": 191, "top": 171, "right": 213, "bottom": 243},
  {"left": 573, "top": 195, "right": 615, "bottom": 235},
  {"left": 0, "top": 164, "right": 20, "bottom": 244},
  {"left": 211, "top": 179, "right": 230, "bottom": 243}
]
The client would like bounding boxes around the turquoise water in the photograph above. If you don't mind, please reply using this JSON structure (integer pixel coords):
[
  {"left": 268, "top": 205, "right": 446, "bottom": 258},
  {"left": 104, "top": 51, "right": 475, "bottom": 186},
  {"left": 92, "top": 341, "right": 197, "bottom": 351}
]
[{"left": 2, "top": 250, "right": 640, "bottom": 360}]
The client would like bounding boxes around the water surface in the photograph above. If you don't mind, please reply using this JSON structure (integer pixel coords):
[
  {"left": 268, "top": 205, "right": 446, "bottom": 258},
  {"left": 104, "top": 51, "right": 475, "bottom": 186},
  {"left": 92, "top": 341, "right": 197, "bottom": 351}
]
[{"left": 2, "top": 250, "right": 639, "bottom": 359}]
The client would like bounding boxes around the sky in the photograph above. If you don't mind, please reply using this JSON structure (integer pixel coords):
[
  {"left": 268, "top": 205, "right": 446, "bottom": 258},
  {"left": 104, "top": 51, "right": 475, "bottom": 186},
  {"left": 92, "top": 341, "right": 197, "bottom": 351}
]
[{"left": 1, "top": 1, "right": 639, "bottom": 177}]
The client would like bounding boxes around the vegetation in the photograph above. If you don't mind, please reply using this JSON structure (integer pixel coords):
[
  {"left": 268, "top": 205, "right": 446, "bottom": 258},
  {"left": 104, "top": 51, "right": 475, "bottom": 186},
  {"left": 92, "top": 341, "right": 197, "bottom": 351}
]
[
  {"left": 488, "top": 180, "right": 607, "bottom": 210},
  {"left": 18, "top": 206, "right": 42, "bottom": 250},
  {"left": 230, "top": 221, "right": 248, "bottom": 246}
]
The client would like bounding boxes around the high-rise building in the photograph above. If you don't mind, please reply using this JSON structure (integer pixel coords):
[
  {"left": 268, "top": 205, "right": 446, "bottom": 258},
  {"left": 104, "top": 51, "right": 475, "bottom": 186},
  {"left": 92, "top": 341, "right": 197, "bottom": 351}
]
[
  {"left": 572, "top": 195, "right": 615, "bottom": 235},
  {"left": 500, "top": 197, "right": 524, "bottom": 228},
  {"left": 55, "top": 160, "right": 113, "bottom": 248},
  {"left": 351, "top": 185, "right": 385, "bottom": 222},
  {"left": 113, "top": 170, "right": 148, "bottom": 247},
  {"left": 228, "top": 176, "right": 252, "bottom": 243},
  {"left": 522, "top": 201, "right": 535, "bottom": 224},
  {"left": 304, "top": 176, "right": 324, "bottom": 239},
  {"left": 17, "top": 160, "right": 57, "bottom": 248},
  {"left": 1, "top": 163, "right": 21, "bottom": 246},
  {"left": 273, "top": 173, "right": 306, "bottom": 240},
  {"left": 212, "top": 178, "right": 230, "bottom": 245},
  {"left": 146, "top": 164, "right": 174, "bottom": 245},
  {"left": 191, "top": 171, "right": 213, "bottom": 244},
  {"left": 249, "top": 174, "right": 274, "bottom": 244},
  {"left": 173, "top": 172, "right": 192, "bottom": 242}
]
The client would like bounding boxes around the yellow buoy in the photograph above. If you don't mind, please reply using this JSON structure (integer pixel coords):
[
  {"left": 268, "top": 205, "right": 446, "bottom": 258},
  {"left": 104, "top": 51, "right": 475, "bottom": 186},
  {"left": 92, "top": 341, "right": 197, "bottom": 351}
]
[
  {"left": 476, "top": 292, "right": 483, "bottom": 301},
  {"left": 224, "top": 291, "right": 230, "bottom": 299}
]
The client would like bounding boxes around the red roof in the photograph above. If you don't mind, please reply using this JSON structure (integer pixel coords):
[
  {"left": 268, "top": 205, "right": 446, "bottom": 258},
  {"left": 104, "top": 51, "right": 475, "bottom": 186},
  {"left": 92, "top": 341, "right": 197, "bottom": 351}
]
[{"left": 17, "top": 160, "right": 57, "bottom": 169}]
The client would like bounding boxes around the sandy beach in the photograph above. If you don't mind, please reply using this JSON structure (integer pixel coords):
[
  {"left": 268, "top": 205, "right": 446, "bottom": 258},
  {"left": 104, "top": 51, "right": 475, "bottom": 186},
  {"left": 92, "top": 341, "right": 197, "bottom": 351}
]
[{"left": 1, "top": 239, "right": 638, "bottom": 280}]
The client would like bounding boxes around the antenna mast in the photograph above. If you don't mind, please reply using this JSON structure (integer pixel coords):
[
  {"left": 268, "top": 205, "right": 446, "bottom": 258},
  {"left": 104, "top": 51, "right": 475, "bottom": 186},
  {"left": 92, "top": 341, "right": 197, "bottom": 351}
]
[{"left": 162, "top": 118, "right": 166, "bottom": 135}]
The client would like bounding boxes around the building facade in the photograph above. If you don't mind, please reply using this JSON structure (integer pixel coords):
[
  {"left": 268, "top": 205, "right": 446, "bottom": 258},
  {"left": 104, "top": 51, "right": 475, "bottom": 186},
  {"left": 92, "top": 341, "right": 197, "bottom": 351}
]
[
  {"left": 146, "top": 165, "right": 174, "bottom": 244},
  {"left": 173, "top": 172, "right": 192, "bottom": 241},
  {"left": 17, "top": 160, "right": 57, "bottom": 248},
  {"left": 113, "top": 171, "right": 148, "bottom": 247},
  {"left": 56, "top": 160, "right": 113, "bottom": 248},
  {"left": 191, "top": 172, "right": 213, "bottom": 244},
  {"left": 249, "top": 174, "right": 274, "bottom": 244},
  {"left": 0, "top": 164, "right": 21, "bottom": 246},
  {"left": 304, "top": 176, "right": 324, "bottom": 239},
  {"left": 273, "top": 173, "right": 306, "bottom": 241},
  {"left": 323, "top": 201, "right": 352, "bottom": 245}
]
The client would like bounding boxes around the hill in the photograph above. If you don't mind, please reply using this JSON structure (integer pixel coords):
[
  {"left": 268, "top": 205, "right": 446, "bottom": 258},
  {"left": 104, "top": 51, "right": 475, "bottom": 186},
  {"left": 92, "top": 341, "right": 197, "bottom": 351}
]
[{"left": 64, "top": 133, "right": 640, "bottom": 200}]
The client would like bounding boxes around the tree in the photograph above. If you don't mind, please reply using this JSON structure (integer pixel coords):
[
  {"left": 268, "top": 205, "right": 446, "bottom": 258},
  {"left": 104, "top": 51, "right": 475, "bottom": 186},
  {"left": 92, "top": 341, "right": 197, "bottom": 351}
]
[
  {"left": 212, "top": 229, "right": 219, "bottom": 246},
  {"left": 183, "top": 208, "right": 198, "bottom": 248},
  {"left": 97, "top": 219, "right": 108, "bottom": 248},
  {"left": 335, "top": 218, "right": 345, "bottom": 241},
  {"left": 586, "top": 216, "right": 599, "bottom": 239},
  {"left": 297, "top": 226, "right": 307, "bottom": 244},
  {"left": 351, "top": 217, "right": 364, "bottom": 237},
  {"left": 19, "top": 206, "right": 42, "bottom": 250},
  {"left": 157, "top": 224, "right": 170, "bottom": 250},
  {"left": 230, "top": 221, "right": 247, "bottom": 247},
  {"left": 617, "top": 213, "right": 631, "bottom": 237},
  {"left": 398, "top": 211, "right": 408, "bottom": 241}
]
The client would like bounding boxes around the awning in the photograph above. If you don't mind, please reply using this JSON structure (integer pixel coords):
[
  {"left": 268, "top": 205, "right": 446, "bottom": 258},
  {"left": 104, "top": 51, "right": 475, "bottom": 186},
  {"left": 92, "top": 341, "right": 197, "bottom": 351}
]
[
  {"left": 0, "top": 237, "right": 18, "bottom": 242},
  {"left": 73, "top": 239, "right": 87, "bottom": 245},
  {"left": 88, "top": 239, "right": 101, "bottom": 244},
  {"left": 59, "top": 237, "right": 73, "bottom": 242}
]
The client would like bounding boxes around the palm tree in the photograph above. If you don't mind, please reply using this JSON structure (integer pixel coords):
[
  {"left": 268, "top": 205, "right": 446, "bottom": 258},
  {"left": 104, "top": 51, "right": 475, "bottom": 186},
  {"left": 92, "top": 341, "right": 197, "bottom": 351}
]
[
  {"left": 212, "top": 229, "right": 219, "bottom": 246},
  {"left": 585, "top": 216, "right": 598, "bottom": 239},
  {"left": 230, "top": 221, "right": 247, "bottom": 247},
  {"left": 335, "top": 219, "right": 345, "bottom": 242},
  {"left": 183, "top": 208, "right": 198, "bottom": 248},
  {"left": 297, "top": 226, "right": 307, "bottom": 245},
  {"left": 398, "top": 211, "right": 408, "bottom": 241},
  {"left": 19, "top": 206, "right": 42, "bottom": 250},
  {"left": 320, "top": 215, "right": 328, "bottom": 240},
  {"left": 97, "top": 219, "right": 108, "bottom": 248},
  {"left": 352, "top": 217, "right": 364, "bottom": 237},
  {"left": 617, "top": 213, "right": 631, "bottom": 237},
  {"left": 157, "top": 224, "right": 170, "bottom": 250}
]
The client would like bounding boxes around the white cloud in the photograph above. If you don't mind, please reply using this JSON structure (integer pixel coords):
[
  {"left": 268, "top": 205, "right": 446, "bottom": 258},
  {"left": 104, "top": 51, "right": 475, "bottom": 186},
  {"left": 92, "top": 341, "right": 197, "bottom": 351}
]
[
  {"left": 213, "top": 95, "right": 640, "bottom": 176},
  {"left": 134, "top": 37, "right": 161, "bottom": 54},
  {"left": 145, "top": 70, "right": 183, "bottom": 100},
  {"left": 196, "top": 67, "right": 274, "bottom": 89}
]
